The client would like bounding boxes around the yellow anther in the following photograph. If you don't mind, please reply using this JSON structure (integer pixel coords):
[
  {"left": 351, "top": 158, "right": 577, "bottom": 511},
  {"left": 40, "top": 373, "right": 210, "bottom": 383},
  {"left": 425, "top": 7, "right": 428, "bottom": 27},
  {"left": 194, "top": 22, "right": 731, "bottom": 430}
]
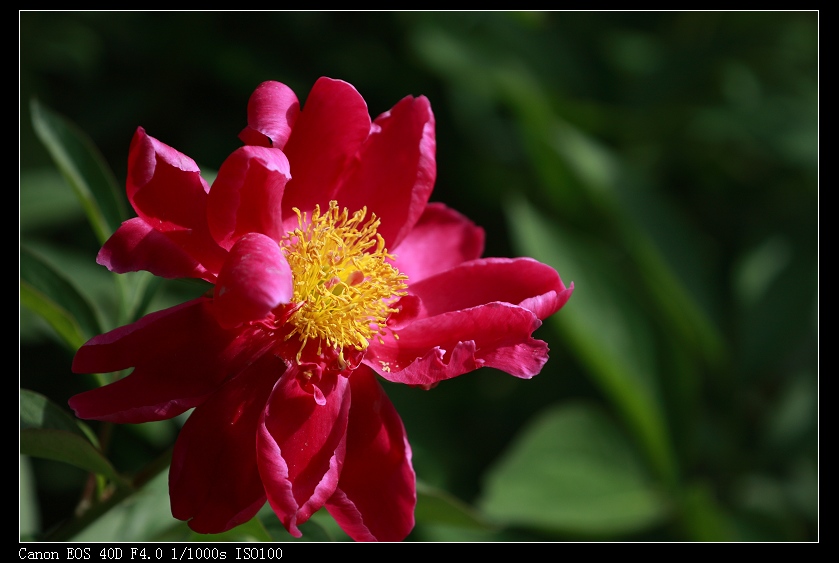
[{"left": 282, "top": 201, "right": 407, "bottom": 361}]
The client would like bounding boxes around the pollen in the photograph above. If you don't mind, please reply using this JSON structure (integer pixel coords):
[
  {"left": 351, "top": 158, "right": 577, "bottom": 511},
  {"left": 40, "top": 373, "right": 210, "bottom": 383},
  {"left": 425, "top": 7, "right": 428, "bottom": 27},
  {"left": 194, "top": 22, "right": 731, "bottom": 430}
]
[{"left": 282, "top": 200, "right": 407, "bottom": 361}]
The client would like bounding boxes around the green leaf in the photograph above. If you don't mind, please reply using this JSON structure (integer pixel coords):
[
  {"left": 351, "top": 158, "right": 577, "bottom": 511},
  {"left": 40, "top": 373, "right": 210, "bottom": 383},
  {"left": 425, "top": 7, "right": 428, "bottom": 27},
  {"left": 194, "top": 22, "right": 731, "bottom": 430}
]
[
  {"left": 480, "top": 403, "right": 668, "bottom": 537},
  {"left": 21, "top": 428, "right": 125, "bottom": 485},
  {"left": 20, "top": 246, "right": 102, "bottom": 349},
  {"left": 30, "top": 98, "right": 126, "bottom": 245},
  {"left": 415, "top": 481, "right": 494, "bottom": 530},
  {"left": 20, "top": 389, "right": 98, "bottom": 446}
]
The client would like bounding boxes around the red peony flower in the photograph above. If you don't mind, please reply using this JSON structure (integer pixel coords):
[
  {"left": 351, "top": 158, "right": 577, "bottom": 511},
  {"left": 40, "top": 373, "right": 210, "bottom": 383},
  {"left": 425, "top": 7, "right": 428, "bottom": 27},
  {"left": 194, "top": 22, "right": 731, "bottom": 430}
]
[{"left": 69, "top": 77, "right": 573, "bottom": 541}]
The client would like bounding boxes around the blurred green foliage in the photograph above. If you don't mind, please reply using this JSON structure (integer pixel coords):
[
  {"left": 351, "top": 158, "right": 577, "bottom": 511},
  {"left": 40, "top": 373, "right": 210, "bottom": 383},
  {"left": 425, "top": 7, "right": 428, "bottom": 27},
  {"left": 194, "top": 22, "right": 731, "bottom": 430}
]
[{"left": 20, "top": 11, "right": 817, "bottom": 541}]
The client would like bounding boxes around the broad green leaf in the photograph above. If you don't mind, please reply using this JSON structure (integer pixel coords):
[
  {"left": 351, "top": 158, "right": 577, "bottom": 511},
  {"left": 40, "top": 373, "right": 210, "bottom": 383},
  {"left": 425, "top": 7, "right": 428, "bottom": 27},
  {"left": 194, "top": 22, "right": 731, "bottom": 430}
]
[
  {"left": 20, "top": 389, "right": 98, "bottom": 446},
  {"left": 480, "top": 403, "right": 668, "bottom": 537},
  {"left": 20, "top": 245, "right": 102, "bottom": 349},
  {"left": 415, "top": 481, "right": 494, "bottom": 530},
  {"left": 21, "top": 428, "right": 125, "bottom": 485},
  {"left": 506, "top": 196, "right": 677, "bottom": 484},
  {"left": 30, "top": 98, "right": 125, "bottom": 245}
]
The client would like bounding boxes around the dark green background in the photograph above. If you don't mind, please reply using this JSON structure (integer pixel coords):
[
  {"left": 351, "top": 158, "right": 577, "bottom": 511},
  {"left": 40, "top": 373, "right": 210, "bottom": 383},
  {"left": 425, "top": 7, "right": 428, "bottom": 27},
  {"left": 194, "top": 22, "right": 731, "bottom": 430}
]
[{"left": 20, "top": 11, "right": 818, "bottom": 541}]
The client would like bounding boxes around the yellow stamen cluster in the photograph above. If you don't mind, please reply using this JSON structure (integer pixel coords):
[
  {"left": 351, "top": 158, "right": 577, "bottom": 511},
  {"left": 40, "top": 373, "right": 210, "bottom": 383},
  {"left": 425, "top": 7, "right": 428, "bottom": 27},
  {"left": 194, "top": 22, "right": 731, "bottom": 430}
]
[{"left": 282, "top": 201, "right": 407, "bottom": 361}]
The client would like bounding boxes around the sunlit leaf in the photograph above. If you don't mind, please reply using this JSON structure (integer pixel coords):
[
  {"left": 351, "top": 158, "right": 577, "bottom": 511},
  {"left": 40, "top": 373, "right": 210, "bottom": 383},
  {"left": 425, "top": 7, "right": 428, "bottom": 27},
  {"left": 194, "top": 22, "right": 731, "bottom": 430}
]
[
  {"left": 480, "top": 403, "right": 668, "bottom": 536},
  {"left": 30, "top": 98, "right": 126, "bottom": 245}
]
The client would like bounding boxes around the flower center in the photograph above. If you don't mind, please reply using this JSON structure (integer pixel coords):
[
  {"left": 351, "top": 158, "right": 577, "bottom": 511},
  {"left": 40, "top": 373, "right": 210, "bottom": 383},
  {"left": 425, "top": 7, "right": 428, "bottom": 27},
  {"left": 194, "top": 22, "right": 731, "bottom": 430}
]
[{"left": 281, "top": 200, "right": 407, "bottom": 362}]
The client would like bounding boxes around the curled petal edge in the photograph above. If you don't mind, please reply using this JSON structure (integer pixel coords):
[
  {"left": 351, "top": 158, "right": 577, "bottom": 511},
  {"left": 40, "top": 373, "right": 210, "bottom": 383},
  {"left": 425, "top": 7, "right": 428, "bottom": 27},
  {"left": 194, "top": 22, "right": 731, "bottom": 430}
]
[
  {"left": 97, "top": 217, "right": 213, "bottom": 281},
  {"left": 239, "top": 80, "right": 301, "bottom": 149},
  {"left": 366, "top": 302, "right": 551, "bottom": 388}
]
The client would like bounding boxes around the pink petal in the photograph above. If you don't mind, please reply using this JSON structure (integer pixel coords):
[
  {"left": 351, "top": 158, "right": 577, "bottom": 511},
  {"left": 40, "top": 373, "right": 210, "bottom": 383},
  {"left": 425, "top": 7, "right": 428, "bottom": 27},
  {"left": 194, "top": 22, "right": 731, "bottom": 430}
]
[
  {"left": 238, "top": 80, "right": 300, "bottom": 149},
  {"left": 256, "top": 365, "right": 350, "bottom": 538},
  {"left": 213, "top": 233, "right": 293, "bottom": 329},
  {"left": 169, "top": 352, "right": 286, "bottom": 534},
  {"left": 407, "top": 257, "right": 573, "bottom": 321},
  {"left": 97, "top": 217, "right": 213, "bottom": 282},
  {"left": 365, "top": 258, "right": 571, "bottom": 385},
  {"left": 366, "top": 302, "right": 548, "bottom": 386},
  {"left": 326, "top": 366, "right": 416, "bottom": 542},
  {"left": 70, "top": 298, "right": 272, "bottom": 423},
  {"left": 391, "top": 203, "right": 484, "bottom": 283},
  {"left": 124, "top": 127, "right": 226, "bottom": 275},
  {"left": 281, "top": 77, "right": 371, "bottom": 219},
  {"left": 207, "top": 146, "right": 291, "bottom": 250},
  {"left": 335, "top": 94, "right": 436, "bottom": 250}
]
